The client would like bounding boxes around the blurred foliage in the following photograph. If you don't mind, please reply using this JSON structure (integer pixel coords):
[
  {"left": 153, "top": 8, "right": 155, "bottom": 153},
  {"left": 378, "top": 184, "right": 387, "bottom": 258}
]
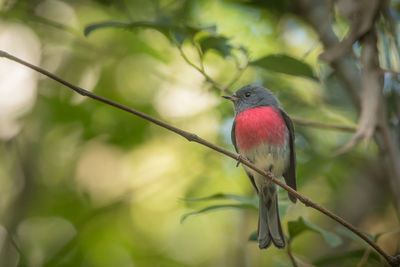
[
  {"left": 0, "top": 0, "right": 399, "bottom": 266},
  {"left": 250, "top": 54, "right": 317, "bottom": 80},
  {"left": 287, "top": 217, "right": 342, "bottom": 247}
]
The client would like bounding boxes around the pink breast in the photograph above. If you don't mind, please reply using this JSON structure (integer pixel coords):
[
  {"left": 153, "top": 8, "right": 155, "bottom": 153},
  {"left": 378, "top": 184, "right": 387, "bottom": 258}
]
[{"left": 235, "top": 106, "right": 286, "bottom": 152}]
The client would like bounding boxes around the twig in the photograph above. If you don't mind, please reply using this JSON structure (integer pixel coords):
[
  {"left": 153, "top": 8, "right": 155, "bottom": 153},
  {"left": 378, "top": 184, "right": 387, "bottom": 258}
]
[
  {"left": 177, "top": 46, "right": 231, "bottom": 94},
  {"left": 177, "top": 40, "right": 246, "bottom": 94},
  {"left": 286, "top": 239, "right": 299, "bottom": 267},
  {"left": 356, "top": 248, "right": 372, "bottom": 267},
  {"left": 292, "top": 118, "right": 357, "bottom": 132},
  {"left": 221, "top": 63, "right": 247, "bottom": 93},
  {"left": 0, "top": 50, "right": 399, "bottom": 266},
  {"left": 193, "top": 40, "right": 205, "bottom": 72},
  {"left": 293, "top": 255, "right": 317, "bottom": 267}
]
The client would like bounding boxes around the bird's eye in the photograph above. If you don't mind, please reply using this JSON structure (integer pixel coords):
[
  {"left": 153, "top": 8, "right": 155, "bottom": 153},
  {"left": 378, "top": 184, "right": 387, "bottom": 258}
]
[{"left": 245, "top": 92, "right": 251, "bottom": 97}]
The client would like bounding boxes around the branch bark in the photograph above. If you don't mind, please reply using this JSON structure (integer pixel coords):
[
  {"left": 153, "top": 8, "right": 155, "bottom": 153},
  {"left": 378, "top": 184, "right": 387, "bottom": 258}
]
[
  {"left": 291, "top": 117, "right": 356, "bottom": 132},
  {"left": 1, "top": 50, "right": 399, "bottom": 266}
]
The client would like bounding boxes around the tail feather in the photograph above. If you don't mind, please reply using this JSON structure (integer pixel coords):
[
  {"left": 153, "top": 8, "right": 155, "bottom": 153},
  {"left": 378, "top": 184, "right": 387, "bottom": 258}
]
[
  {"left": 258, "top": 195, "right": 272, "bottom": 249},
  {"left": 258, "top": 184, "right": 285, "bottom": 249}
]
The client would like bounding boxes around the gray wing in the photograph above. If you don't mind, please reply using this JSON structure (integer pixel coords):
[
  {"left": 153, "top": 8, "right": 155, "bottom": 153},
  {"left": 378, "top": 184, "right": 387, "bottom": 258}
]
[
  {"left": 231, "top": 119, "right": 258, "bottom": 193},
  {"left": 279, "top": 108, "right": 297, "bottom": 203}
]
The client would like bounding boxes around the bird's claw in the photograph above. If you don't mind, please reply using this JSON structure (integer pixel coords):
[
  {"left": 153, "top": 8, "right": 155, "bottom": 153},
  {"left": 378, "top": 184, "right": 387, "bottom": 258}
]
[{"left": 236, "top": 155, "right": 244, "bottom": 167}]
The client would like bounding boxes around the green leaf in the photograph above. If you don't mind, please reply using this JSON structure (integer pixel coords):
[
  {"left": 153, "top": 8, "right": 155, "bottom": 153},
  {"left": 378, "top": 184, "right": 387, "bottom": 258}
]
[
  {"left": 248, "top": 231, "right": 257, "bottom": 242},
  {"left": 288, "top": 217, "right": 342, "bottom": 247},
  {"left": 336, "top": 226, "right": 375, "bottom": 247},
  {"left": 250, "top": 54, "right": 317, "bottom": 80},
  {"left": 84, "top": 20, "right": 216, "bottom": 46},
  {"left": 84, "top": 21, "right": 170, "bottom": 37},
  {"left": 375, "top": 227, "right": 400, "bottom": 241},
  {"left": 198, "top": 36, "right": 232, "bottom": 57},
  {"left": 182, "top": 192, "right": 291, "bottom": 228},
  {"left": 180, "top": 203, "right": 256, "bottom": 223},
  {"left": 182, "top": 193, "right": 257, "bottom": 207}
]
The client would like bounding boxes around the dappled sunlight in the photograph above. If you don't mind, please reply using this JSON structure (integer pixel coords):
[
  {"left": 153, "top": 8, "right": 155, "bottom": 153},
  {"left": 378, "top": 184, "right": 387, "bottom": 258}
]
[
  {"left": 115, "top": 54, "right": 167, "bottom": 105},
  {"left": 155, "top": 79, "right": 219, "bottom": 119},
  {"left": 282, "top": 18, "right": 310, "bottom": 47},
  {"left": 127, "top": 139, "right": 182, "bottom": 204},
  {"left": 0, "top": 156, "right": 24, "bottom": 220},
  {"left": 164, "top": 211, "right": 237, "bottom": 265},
  {"left": 0, "top": 22, "right": 40, "bottom": 139},
  {"left": 35, "top": 0, "right": 78, "bottom": 28},
  {"left": 153, "top": 51, "right": 221, "bottom": 119},
  {"left": 17, "top": 217, "right": 76, "bottom": 267},
  {"left": 75, "top": 140, "right": 132, "bottom": 206}
]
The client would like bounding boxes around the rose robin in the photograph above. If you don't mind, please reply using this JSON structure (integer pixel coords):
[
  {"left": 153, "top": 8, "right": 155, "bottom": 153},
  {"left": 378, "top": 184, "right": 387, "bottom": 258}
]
[{"left": 223, "top": 85, "right": 297, "bottom": 249}]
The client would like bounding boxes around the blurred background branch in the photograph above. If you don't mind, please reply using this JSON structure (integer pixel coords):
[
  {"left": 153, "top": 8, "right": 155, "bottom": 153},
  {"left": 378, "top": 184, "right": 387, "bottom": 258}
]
[{"left": 294, "top": 0, "right": 400, "bottom": 220}]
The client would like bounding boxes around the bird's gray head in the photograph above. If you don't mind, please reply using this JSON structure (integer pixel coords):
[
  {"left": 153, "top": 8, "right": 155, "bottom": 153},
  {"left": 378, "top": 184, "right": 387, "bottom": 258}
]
[{"left": 223, "top": 85, "right": 279, "bottom": 114}]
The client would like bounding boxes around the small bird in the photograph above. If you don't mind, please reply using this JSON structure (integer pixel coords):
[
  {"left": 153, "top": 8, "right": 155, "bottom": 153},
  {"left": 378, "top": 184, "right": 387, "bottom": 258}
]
[{"left": 223, "top": 85, "right": 297, "bottom": 249}]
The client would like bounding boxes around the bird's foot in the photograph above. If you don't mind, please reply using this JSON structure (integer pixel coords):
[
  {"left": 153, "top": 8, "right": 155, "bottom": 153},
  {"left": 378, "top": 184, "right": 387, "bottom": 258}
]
[{"left": 236, "top": 155, "right": 244, "bottom": 167}]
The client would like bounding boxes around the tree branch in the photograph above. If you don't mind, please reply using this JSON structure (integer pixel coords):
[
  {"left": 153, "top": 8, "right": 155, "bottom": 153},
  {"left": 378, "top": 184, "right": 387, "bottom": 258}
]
[
  {"left": 356, "top": 248, "right": 372, "bottom": 267},
  {"left": 177, "top": 45, "right": 232, "bottom": 94},
  {"left": 1, "top": 50, "right": 399, "bottom": 266},
  {"left": 294, "top": 0, "right": 361, "bottom": 109},
  {"left": 291, "top": 118, "right": 357, "bottom": 132},
  {"left": 319, "top": 0, "right": 382, "bottom": 64},
  {"left": 286, "top": 239, "right": 300, "bottom": 267},
  {"left": 334, "top": 27, "right": 383, "bottom": 155},
  {"left": 177, "top": 41, "right": 247, "bottom": 95}
]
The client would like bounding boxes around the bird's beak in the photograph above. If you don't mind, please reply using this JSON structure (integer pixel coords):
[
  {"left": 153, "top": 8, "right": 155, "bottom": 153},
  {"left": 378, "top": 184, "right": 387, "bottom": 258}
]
[{"left": 222, "top": 95, "right": 239, "bottom": 102}]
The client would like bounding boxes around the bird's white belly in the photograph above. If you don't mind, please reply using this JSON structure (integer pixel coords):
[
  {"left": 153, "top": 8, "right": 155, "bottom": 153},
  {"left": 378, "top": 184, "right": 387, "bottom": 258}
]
[{"left": 242, "top": 142, "right": 290, "bottom": 192}]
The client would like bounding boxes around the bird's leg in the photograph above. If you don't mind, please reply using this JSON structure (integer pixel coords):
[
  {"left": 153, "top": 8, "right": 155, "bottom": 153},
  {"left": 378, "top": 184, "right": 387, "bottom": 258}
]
[
  {"left": 236, "top": 154, "right": 245, "bottom": 167},
  {"left": 263, "top": 165, "right": 274, "bottom": 185}
]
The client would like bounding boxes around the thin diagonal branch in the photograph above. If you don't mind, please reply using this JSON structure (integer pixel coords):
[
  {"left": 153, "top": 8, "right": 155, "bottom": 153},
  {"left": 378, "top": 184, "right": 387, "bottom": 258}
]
[
  {"left": 192, "top": 40, "right": 205, "bottom": 72},
  {"left": 0, "top": 50, "right": 399, "bottom": 266},
  {"left": 286, "top": 239, "right": 300, "bottom": 267},
  {"left": 291, "top": 118, "right": 357, "bottom": 132},
  {"left": 356, "top": 248, "right": 372, "bottom": 267},
  {"left": 177, "top": 46, "right": 232, "bottom": 94},
  {"left": 223, "top": 63, "right": 247, "bottom": 92}
]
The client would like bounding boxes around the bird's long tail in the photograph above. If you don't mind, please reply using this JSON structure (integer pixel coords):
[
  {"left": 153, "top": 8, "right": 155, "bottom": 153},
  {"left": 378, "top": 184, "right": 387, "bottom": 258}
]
[{"left": 258, "top": 183, "right": 285, "bottom": 249}]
